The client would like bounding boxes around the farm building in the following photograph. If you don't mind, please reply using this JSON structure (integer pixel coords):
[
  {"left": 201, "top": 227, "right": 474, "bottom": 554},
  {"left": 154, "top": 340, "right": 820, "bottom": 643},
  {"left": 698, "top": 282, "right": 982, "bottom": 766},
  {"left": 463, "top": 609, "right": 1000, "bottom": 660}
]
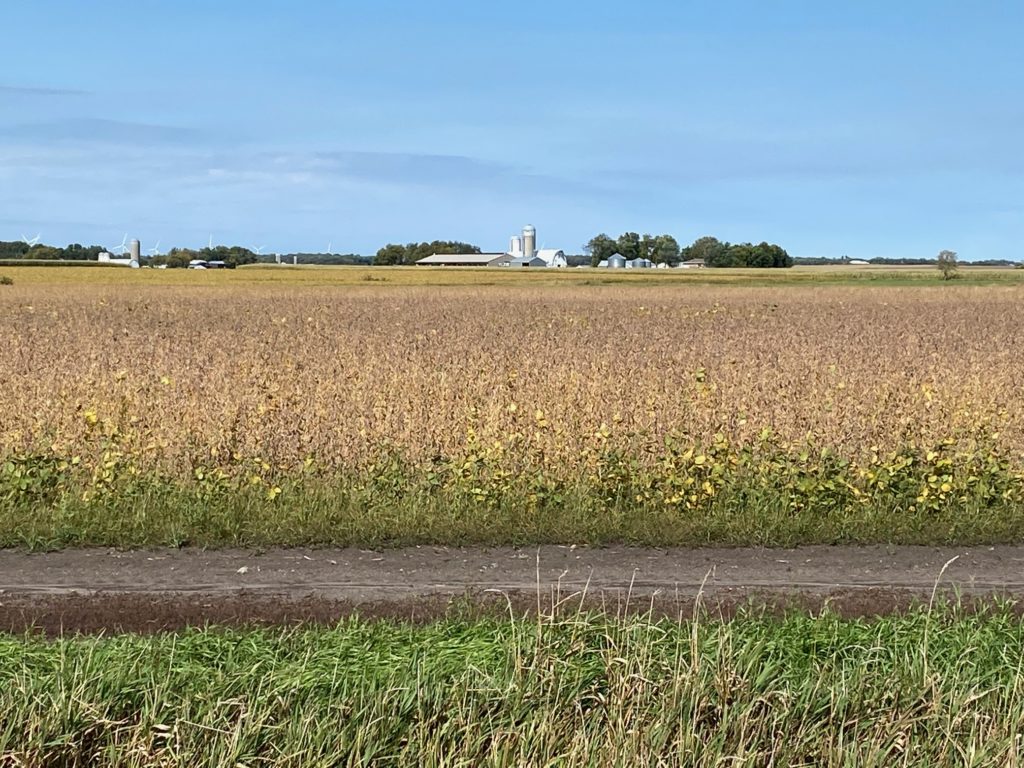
[
  {"left": 416, "top": 224, "right": 567, "bottom": 268},
  {"left": 535, "top": 249, "right": 568, "bottom": 268},
  {"left": 414, "top": 253, "right": 510, "bottom": 267},
  {"left": 498, "top": 255, "right": 547, "bottom": 267}
]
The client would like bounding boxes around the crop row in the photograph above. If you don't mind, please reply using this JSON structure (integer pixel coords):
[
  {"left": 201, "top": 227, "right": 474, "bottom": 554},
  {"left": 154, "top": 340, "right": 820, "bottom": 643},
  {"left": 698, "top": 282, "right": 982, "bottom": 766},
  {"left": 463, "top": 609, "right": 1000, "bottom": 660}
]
[{"left": 3, "top": 418, "right": 1023, "bottom": 547}]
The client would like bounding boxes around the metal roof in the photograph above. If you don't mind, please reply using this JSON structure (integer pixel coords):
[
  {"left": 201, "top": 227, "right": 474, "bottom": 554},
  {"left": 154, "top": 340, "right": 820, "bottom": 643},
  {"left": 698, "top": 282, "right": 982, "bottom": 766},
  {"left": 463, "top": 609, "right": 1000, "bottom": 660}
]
[
  {"left": 504, "top": 256, "right": 547, "bottom": 266},
  {"left": 415, "top": 253, "right": 506, "bottom": 265}
]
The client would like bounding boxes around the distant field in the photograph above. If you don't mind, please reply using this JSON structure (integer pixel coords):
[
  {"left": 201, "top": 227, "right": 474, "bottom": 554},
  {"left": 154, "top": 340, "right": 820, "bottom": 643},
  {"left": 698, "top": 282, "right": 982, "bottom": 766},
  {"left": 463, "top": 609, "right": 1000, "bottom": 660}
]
[
  {"left": 3, "top": 267, "right": 1024, "bottom": 548},
  {"left": 1, "top": 262, "right": 1023, "bottom": 287}
]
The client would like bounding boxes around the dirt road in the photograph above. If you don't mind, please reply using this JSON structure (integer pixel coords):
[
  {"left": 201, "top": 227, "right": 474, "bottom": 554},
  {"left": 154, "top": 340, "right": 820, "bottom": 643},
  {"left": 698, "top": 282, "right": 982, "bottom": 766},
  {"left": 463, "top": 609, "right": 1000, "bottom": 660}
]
[{"left": 2, "top": 544, "right": 1022, "bottom": 634}]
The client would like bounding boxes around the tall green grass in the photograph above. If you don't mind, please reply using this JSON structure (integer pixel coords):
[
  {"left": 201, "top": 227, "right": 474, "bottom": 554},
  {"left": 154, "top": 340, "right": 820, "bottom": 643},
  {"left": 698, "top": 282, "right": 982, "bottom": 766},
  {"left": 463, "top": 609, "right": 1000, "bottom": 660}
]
[
  {"left": 4, "top": 471, "right": 1024, "bottom": 550},
  {"left": 3, "top": 609, "right": 1024, "bottom": 765}
]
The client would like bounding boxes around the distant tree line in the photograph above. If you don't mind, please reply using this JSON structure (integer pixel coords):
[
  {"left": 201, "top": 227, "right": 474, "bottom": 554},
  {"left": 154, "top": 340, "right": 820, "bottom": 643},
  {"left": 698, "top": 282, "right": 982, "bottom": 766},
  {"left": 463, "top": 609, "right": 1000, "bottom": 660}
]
[
  {"left": 585, "top": 233, "right": 681, "bottom": 266},
  {"left": 0, "top": 241, "right": 106, "bottom": 260},
  {"left": 584, "top": 233, "right": 792, "bottom": 268},
  {"left": 682, "top": 236, "right": 793, "bottom": 268},
  {"left": 153, "top": 246, "right": 260, "bottom": 268},
  {"left": 254, "top": 252, "right": 369, "bottom": 266},
  {"left": 794, "top": 255, "right": 1019, "bottom": 267},
  {"left": 373, "top": 241, "right": 481, "bottom": 266},
  {"left": 158, "top": 249, "right": 371, "bottom": 267}
]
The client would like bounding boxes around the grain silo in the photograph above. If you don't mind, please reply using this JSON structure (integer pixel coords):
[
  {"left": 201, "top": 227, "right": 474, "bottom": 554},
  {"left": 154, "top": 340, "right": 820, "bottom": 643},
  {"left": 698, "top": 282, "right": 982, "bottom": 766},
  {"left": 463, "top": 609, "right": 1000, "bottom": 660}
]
[
  {"left": 607, "top": 254, "right": 626, "bottom": 269},
  {"left": 522, "top": 225, "right": 536, "bottom": 260}
]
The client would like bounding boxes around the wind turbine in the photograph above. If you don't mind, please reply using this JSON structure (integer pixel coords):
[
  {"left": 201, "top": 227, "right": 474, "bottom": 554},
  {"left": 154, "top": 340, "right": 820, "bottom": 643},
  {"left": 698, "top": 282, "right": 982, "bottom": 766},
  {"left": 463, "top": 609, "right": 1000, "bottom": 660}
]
[
  {"left": 252, "top": 245, "right": 266, "bottom": 255},
  {"left": 21, "top": 233, "right": 41, "bottom": 247},
  {"left": 207, "top": 234, "right": 213, "bottom": 251},
  {"left": 112, "top": 233, "right": 129, "bottom": 255},
  {"left": 147, "top": 241, "right": 162, "bottom": 257},
  {"left": 326, "top": 241, "right": 332, "bottom": 255}
]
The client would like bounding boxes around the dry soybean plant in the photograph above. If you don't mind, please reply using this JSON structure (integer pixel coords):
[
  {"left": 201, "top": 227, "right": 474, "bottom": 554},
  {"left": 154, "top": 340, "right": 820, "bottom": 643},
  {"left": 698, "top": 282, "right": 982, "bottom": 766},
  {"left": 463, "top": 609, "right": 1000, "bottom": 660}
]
[{"left": 2, "top": 279, "right": 1024, "bottom": 545}]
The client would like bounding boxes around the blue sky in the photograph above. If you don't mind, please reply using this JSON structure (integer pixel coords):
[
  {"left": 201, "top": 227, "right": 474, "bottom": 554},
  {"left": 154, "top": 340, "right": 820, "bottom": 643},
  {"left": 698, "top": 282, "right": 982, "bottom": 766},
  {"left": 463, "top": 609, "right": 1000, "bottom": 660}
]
[{"left": 2, "top": 0, "right": 1022, "bottom": 259}]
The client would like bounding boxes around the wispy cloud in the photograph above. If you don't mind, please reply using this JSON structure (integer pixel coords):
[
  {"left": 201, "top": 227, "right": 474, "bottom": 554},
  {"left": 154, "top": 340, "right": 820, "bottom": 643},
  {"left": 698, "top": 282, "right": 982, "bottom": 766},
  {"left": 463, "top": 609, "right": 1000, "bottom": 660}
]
[
  {"left": 0, "top": 84, "right": 87, "bottom": 96},
  {"left": 257, "top": 150, "right": 515, "bottom": 186},
  {"left": 227, "top": 150, "right": 608, "bottom": 197},
  {"left": 0, "top": 118, "right": 198, "bottom": 145}
]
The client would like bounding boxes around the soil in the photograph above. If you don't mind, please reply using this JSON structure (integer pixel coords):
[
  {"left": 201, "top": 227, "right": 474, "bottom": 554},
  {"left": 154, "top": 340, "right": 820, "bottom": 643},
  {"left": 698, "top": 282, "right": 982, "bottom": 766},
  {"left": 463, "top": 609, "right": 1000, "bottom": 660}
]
[{"left": 2, "top": 544, "right": 1022, "bottom": 635}]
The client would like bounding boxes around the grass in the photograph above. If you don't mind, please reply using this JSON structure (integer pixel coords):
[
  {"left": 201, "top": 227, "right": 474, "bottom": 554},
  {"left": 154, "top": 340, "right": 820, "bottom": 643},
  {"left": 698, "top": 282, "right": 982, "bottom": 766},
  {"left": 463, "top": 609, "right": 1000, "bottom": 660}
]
[
  {"left": 4, "top": 453, "right": 1024, "bottom": 550},
  {"left": 3, "top": 608, "right": 1024, "bottom": 765}
]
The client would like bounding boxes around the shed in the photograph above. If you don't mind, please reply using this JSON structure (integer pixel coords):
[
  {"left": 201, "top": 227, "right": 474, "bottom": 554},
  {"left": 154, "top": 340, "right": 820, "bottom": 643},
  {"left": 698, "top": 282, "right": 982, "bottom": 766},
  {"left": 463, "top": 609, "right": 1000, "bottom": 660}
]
[{"left": 502, "top": 256, "right": 547, "bottom": 268}]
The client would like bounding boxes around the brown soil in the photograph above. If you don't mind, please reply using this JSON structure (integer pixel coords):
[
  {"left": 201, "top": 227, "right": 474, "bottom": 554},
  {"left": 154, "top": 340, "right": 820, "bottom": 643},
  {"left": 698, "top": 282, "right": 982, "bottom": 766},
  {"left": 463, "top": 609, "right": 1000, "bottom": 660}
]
[{"left": 1, "top": 544, "right": 1021, "bottom": 635}]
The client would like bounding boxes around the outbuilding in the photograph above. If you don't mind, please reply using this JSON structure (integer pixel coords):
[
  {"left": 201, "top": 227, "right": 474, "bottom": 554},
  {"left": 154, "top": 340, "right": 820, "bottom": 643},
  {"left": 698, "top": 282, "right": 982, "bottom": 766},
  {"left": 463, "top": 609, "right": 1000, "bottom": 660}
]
[
  {"left": 498, "top": 255, "right": 547, "bottom": 267},
  {"left": 536, "top": 248, "right": 568, "bottom": 268},
  {"left": 415, "top": 253, "right": 509, "bottom": 267}
]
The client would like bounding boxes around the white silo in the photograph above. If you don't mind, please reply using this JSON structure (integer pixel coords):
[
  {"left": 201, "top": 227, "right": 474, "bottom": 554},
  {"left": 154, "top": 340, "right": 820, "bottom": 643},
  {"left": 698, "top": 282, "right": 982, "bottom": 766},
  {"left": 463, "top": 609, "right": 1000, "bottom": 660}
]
[
  {"left": 509, "top": 235, "right": 523, "bottom": 257},
  {"left": 522, "top": 225, "right": 536, "bottom": 260},
  {"left": 130, "top": 239, "right": 141, "bottom": 261}
]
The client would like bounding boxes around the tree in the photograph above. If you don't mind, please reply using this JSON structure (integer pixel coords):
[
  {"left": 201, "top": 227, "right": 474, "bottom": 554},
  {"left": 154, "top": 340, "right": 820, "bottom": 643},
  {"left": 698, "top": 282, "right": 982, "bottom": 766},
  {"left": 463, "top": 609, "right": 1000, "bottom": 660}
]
[
  {"left": 200, "top": 245, "right": 258, "bottom": 267},
  {"left": 683, "top": 236, "right": 792, "bottom": 268},
  {"left": 937, "top": 249, "right": 959, "bottom": 280},
  {"left": 372, "top": 240, "right": 481, "bottom": 266},
  {"left": 584, "top": 233, "right": 617, "bottom": 266},
  {"left": 639, "top": 233, "right": 657, "bottom": 261},
  {"left": 162, "top": 248, "right": 199, "bottom": 268},
  {"left": 681, "top": 236, "right": 729, "bottom": 265},
  {"left": 616, "top": 232, "right": 641, "bottom": 261},
  {"left": 651, "top": 234, "right": 681, "bottom": 265},
  {"left": 373, "top": 244, "right": 406, "bottom": 266}
]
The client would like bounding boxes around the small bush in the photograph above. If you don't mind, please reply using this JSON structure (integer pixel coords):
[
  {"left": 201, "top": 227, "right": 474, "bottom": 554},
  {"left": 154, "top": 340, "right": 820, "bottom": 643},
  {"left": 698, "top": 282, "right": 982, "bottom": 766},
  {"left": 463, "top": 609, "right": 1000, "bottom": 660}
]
[{"left": 0, "top": 275, "right": 12, "bottom": 286}]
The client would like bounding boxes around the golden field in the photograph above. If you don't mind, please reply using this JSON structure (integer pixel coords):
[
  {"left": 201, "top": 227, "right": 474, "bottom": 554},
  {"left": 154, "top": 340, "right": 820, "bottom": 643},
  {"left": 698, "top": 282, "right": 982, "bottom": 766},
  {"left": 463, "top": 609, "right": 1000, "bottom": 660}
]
[
  {"left": 3, "top": 265, "right": 1024, "bottom": 546},
  {"left": 4, "top": 272, "right": 1023, "bottom": 461}
]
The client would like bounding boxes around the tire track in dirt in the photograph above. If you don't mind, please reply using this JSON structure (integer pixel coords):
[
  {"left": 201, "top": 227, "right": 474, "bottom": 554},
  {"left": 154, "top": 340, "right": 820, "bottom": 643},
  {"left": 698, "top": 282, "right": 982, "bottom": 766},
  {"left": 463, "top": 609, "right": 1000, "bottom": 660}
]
[{"left": 2, "top": 544, "right": 1021, "bottom": 634}]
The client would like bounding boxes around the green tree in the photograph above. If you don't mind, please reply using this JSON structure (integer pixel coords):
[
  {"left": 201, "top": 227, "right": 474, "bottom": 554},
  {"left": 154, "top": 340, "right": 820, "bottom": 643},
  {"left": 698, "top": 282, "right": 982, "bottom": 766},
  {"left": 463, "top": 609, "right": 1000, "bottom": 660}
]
[
  {"left": 162, "top": 248, "right": 200, "bottom": 268},
  {"left": 584, "top": 233, "right": 617, "bottom": 266},
  {"left": 937, "top": 249, "right": 959, "bottom": 280},
  {"left": 686, "top": 237, "right": 792, "bottom": 268},
  {"left": 651, "top": 234, "right": 681, "bottom": 265},
  {"left": 0, "top": 241, "right": 30, "bottom": 259},
  {"left": 373, "top": 244, "right": 406, "bottom": 266},
  {"left": 683, "top": 236, "right": 729, "bottom": 266},
  {"left": 639, "top": 234, "right": 657, "bottom": 261},
  {"left": 26, "top": 245, "right": 63, "bottom": 260},
  {"left": 372, "top": 240, "right": 481, "bottom": 266},
  {"left": 616, "top": 232, "right": 641, "bottom": 261}
]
